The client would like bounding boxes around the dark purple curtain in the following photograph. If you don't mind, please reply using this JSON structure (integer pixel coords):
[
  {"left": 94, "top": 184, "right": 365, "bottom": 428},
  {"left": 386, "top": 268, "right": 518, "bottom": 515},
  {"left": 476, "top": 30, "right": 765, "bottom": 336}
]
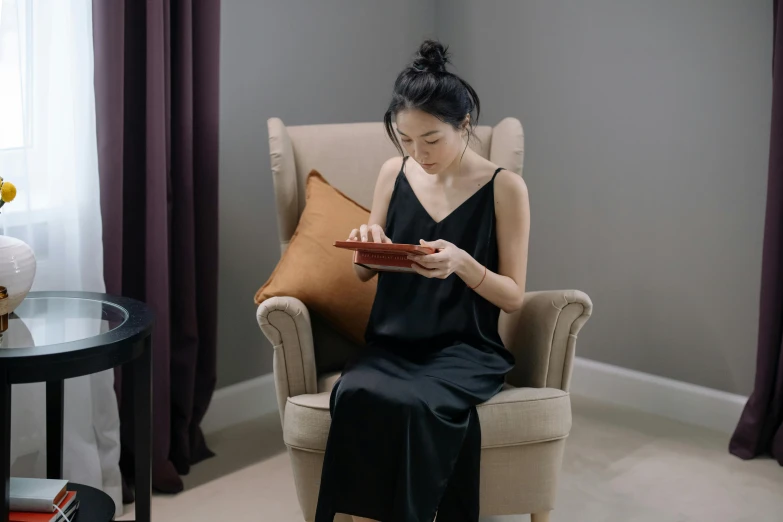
[
  {"left": 91, "top": 1, "right": 221, "bottom": 497},
  {"left": 730, "top": 0, "right": 783, "bottom": 465}
]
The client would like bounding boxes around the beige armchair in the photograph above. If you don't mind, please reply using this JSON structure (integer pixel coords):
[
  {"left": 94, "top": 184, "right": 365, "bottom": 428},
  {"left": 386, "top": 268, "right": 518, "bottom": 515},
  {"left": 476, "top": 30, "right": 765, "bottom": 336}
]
[{"left": 257, "top": 117, "right": 593, "bottom": 522}]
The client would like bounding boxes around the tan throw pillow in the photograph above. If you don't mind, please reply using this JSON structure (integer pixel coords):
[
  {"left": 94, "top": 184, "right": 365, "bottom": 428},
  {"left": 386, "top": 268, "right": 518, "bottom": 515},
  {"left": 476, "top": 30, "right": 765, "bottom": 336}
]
[{"left": 254, "top": 170, "right": 377, "bottom": 345}]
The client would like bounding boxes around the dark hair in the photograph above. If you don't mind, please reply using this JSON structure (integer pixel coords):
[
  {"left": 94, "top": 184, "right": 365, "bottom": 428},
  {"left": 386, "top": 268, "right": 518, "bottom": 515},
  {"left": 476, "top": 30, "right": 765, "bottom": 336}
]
[{"left": 383, "top": 39, "right": 481, "bottom": 158}]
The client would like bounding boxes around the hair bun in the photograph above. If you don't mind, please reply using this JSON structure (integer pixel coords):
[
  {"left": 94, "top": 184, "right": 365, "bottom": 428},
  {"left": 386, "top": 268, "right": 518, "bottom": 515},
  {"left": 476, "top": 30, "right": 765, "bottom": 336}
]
[{"left": 411, "top": 39, "right": 450, "bottom": 73}]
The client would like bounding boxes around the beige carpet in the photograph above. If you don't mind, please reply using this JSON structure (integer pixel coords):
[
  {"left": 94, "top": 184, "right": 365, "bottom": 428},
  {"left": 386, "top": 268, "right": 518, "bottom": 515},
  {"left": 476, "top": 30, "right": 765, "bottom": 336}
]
[{"left": 118, "top": 394, "right": 783, "bottom": 521}]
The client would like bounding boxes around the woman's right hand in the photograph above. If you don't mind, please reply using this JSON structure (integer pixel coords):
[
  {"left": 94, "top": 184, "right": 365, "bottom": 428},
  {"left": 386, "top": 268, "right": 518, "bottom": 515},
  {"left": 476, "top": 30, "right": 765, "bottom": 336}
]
[{"left": 347, "top": 223, "right": 392, "bottom": 243}]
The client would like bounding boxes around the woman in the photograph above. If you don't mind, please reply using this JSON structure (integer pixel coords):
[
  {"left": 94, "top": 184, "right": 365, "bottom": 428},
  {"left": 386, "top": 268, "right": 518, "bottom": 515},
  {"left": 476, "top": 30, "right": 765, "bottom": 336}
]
[{"left": 315, "top": 39, "right": 530, "bottom": 522}]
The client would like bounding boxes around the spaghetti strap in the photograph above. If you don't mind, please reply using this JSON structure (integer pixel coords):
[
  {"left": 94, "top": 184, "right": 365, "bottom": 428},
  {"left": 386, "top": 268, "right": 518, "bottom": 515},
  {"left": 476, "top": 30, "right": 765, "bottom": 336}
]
[
  {"left": 401, "top": 155, "right": 409, "bottom": 173},
  {"left": 491, "top": 167, "right": 504, "bottom": 182}
]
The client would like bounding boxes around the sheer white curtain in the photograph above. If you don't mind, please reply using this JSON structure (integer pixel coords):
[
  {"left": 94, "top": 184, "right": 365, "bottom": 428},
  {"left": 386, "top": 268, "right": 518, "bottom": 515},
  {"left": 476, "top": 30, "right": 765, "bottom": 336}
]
[{"left": 0, "top": 0, "right": 122, "bottom": 514}]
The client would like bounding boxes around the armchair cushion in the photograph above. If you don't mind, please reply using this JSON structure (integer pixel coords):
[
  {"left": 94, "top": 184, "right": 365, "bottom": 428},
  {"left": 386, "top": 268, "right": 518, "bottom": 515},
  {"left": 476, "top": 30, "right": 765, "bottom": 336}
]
[
  {"left": 283, "top": 376, "right": 571, "bottom": 452},
  {"left": 254, "top": 170, "right": 377, "bottom": 345}
]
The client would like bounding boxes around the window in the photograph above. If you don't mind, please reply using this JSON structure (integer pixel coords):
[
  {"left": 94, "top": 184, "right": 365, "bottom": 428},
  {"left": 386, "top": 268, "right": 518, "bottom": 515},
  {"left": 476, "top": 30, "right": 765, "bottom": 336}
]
[
  {"left": 0, "top": 0, "right": 103, "bottom": 274},
  {"left": 0, "top": 0, "right": 50, "bottom": 252},
  {"left": 0, "top": 0, "right": 31, "bottom": 150}
]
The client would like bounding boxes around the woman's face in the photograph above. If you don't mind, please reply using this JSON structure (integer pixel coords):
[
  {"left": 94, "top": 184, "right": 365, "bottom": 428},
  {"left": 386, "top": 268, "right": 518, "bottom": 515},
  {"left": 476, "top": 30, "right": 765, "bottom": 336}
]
[{"left": 395, "top": 109, "right": 468, "bottom": 174}]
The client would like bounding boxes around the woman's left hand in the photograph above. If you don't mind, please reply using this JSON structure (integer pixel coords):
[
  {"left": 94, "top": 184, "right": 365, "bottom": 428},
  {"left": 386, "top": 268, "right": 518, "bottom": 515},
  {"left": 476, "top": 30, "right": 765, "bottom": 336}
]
[{"left": 407, "top": 239, "right": 468, "bottom": 279}]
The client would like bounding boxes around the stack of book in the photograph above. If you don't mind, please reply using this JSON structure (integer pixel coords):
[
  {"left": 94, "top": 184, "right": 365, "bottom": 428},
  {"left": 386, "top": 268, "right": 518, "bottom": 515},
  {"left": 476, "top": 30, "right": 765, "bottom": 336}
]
[{"left": 9, "top": 478, "right": 79, "bottom": 522}]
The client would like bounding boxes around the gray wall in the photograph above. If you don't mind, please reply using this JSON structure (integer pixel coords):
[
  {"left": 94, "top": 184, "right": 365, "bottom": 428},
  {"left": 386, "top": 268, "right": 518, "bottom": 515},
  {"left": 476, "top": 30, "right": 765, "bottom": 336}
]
[
  {"left": 436, "top": 0, "right": 773, "bottom": 395},
  {"left": 218, "top": 0, "right": 436, "bottom": 387},
  {"left": 219, "top": 0, "right": 773, "bottom": 396}
]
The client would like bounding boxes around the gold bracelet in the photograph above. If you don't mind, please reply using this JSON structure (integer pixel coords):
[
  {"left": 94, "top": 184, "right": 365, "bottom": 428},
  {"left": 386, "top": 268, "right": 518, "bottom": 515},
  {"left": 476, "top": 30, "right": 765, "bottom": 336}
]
[{"left": 468, "top": 265, "right": 487, "bottom": 290}]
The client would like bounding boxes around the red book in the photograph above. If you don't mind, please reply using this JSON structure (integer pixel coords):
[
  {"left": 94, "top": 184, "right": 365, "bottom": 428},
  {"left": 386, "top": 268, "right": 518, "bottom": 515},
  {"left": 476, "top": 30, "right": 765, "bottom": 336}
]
[
  {"left": 333, "top": 241, "right": 438, "bottom": 273},
  {"left": 10, "top": 491, "right": 77, "bottom": 522}
]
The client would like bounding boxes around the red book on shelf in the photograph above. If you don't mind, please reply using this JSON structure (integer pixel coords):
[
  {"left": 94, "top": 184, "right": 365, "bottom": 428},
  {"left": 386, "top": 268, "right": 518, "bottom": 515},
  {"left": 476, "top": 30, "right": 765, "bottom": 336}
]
[
  {"left": 10, "top": 491, "right": 77, "bottom": 522},
  {"left": 333, "top": 240, "right": 438, "bottom": 273}
]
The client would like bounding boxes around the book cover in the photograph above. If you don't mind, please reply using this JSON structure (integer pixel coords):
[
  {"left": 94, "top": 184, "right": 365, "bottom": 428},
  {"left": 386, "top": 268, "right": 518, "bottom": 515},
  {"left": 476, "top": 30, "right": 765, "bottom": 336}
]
[
  {"left": 9, "top": 478, "right": 68, "bottom": 513},
  {"left": 10, "top": 491, "right": 77, "bottom": 522},
  {"left": 333, "top": 240, "right": 436, "bottom": 256},
  {"left": 334, "top": 241, "right": 438, "bottom": 273},
  {"left": 353, "top": 250, "right": 423, "bottom": 273}
]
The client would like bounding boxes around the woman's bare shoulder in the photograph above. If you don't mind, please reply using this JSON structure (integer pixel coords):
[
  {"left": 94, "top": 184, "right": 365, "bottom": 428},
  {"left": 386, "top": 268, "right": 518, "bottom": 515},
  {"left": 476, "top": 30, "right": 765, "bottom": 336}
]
[
  {"left": 493, "top": 168, "right": 528, "bottom": 209},
  {"left": 380, "top": 155, "right": 406, "bottom": 178},
  {"left": 493, "top": 167, "right": 525, "bottom": 188},
  {"left": 375, "top": 155, "right": 406, "bottom": 195}
]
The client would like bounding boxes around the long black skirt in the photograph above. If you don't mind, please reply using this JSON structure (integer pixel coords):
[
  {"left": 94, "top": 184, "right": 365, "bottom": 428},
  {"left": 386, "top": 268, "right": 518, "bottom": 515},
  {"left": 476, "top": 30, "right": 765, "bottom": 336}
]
[{"left": 313, "top": 343, "right": 508, "bottom": 522}]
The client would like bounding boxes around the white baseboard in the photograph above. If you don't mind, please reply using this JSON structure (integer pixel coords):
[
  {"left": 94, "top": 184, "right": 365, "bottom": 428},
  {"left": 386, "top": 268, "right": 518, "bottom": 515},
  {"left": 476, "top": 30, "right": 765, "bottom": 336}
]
[
  {"left": 570, "top": 356, "right": 748, "bottom": 434},
  {"left": 202, "top": 359, "right": 750, "bottom": 436},
  {"left": 201, "top": 372, "right": 278, "bottom": 434}
]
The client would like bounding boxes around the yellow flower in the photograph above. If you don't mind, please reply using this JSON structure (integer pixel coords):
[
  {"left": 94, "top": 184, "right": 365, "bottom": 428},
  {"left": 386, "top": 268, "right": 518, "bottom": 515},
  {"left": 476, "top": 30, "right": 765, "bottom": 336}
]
[{"left": 1, "top": 181, "right": 16, "bottom": 203}]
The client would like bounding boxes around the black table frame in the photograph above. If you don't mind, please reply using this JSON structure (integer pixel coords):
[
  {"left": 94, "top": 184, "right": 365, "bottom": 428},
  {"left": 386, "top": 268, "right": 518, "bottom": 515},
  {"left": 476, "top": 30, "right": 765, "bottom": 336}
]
[{"left": 0, "top": 292, "right": 154, "bottom": 522}]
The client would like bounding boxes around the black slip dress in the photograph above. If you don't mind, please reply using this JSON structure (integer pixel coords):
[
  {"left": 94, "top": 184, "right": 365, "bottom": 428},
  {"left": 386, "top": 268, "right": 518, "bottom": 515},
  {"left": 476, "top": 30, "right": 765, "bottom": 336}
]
[{"left": 314, "top": 156, "right": 515, "bottom": 522}]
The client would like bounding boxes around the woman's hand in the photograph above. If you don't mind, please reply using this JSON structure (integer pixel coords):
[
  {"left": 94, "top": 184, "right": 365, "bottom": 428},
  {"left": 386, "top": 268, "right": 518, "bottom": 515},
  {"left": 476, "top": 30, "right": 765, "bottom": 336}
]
[
  {"left": 347, "top": 223, "right": 392, "bottom": 243},
  {"left": 407, "top": 239, "right": 469, "bottom": 279}
]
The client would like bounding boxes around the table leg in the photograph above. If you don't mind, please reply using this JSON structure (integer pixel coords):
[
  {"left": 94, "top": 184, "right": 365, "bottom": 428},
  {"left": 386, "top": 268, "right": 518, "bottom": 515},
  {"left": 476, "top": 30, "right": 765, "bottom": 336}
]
[
  {"left": 131, "top": 336, "right": 152, "bottom": 522},
  {"left": 1, "top": 370, "right": 10, "bottom": 522},
  {"left": 46, "top": 380, "right": 63, "bottom": 479}
]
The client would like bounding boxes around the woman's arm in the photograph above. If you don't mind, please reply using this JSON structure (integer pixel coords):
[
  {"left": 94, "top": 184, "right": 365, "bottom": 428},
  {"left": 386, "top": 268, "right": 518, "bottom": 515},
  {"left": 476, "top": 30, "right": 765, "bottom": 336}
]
[
  {"left": 462, "top": 171, "right": 529, "bottom": 312},
  {"left": 352, "top": 156, "right": 404, "bottom": 282},
  {"left": 412, "top": 171, "right": 530, "bottom": 313}
]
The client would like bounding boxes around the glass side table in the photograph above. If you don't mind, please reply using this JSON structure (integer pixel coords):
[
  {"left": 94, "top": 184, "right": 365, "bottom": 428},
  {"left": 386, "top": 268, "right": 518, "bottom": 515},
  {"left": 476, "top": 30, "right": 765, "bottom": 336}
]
[{"left": 0, "top": 292, "right": 154, "bottom": 522}]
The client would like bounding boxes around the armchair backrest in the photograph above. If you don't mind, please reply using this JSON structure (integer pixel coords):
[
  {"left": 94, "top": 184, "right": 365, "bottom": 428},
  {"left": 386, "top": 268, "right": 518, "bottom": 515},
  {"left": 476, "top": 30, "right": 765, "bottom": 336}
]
[{"left": 267, "top": 118, "right": 524, "bottom": 254}]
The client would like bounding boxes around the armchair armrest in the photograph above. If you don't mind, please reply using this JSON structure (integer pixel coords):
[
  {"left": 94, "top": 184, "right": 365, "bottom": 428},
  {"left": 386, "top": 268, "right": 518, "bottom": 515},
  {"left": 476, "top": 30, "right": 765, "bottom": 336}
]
[
  {"left": 499, "top": 290, "right": 593, "bottom": 391},
  {"left": 256, "top": 296, "right": 318, "bottom": 423}
]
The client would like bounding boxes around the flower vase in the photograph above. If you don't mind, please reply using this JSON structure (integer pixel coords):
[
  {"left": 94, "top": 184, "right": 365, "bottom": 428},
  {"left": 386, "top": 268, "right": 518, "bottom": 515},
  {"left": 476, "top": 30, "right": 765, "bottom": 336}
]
[{"left": 0, "top": 236, "right": 36, "bottom": 340}]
